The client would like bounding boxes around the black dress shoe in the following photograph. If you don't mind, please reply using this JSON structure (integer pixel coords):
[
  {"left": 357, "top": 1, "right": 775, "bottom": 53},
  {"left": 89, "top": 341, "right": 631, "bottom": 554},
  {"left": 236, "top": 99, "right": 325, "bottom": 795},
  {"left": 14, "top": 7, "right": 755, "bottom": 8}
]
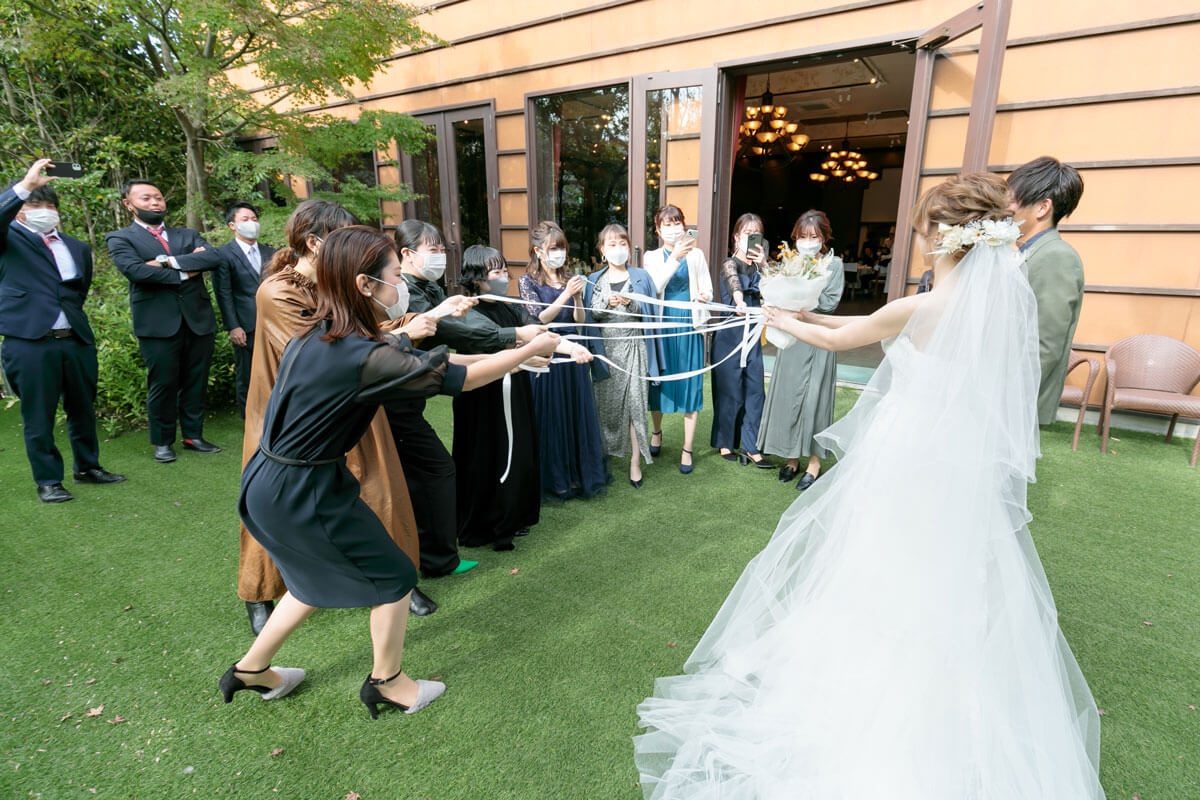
[
  {"left": 182, "top": 438, "right": 222, "bottom": 454},
  {"left": 74, "top": 467, "right": 127, "bottom": 485},
  {"left": 629, "top": 477, "right": 643, "bottom": 488},
  {"left": 409, "top": 587, "right": 437, "bottom": 617},
  {"left": 796, "top": 472, "right": 818, "bottom": 491},
  {"left": 245, "top": 600, "right": 275, "bottom": 635},
  {"left": 778, "top": 464, "right": 798, "bottom": 483},
  {"left": 513, "top": 528, "right": 531, "bottom": 537},
  {"left": 154, "top": 445, "right": 177, "bottom": 463},
  {"left": 37, "top": 483, "right": 74, "bottom": 503},
  {"left": 719, "top": 450, "right": 738, "bottom": 462}
]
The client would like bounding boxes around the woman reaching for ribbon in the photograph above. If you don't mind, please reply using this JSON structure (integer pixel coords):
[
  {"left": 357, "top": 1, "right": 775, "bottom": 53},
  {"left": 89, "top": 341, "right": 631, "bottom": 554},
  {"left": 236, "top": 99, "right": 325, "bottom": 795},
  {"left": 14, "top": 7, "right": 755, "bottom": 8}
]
[
  {"left": 223, "top": 226, "right": 561, "bottom": 718},
  {"left": 643, "top": 205, "right": 712, "bottom": 474}
]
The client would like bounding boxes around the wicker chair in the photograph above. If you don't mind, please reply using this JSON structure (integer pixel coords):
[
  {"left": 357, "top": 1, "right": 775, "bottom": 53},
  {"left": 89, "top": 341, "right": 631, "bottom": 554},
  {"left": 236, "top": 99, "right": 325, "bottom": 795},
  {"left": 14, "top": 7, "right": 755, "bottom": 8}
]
[
  {"left": 1060, "top": 352, "right": 1100, "bottom": 451},
  {"left": 1100, "top": 335, "right": 1200, "bottom": 466}
]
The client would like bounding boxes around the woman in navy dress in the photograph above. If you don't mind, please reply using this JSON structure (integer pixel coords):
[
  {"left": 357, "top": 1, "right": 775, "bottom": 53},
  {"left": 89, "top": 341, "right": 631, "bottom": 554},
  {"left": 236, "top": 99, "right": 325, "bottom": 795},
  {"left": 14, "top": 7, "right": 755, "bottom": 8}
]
[
  {"left": 709, "top": 212, "right": 773, "bottom": 468},
  {"left": 517, "top": 221, "right": 610, "bottom": 502},
  {"left": 643, "top": 205, "right": 713, "bottom": 474},
  {"left": 220, "top": 226, "right": 560, "bottom": 718}
]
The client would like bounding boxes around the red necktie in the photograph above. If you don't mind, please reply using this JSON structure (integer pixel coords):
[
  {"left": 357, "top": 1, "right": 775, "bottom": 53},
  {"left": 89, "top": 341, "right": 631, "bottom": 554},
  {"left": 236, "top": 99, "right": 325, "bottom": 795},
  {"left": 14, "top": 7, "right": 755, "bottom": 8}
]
[
  {"left": 148, "top": 227, "right": 170, "bottom": 254},
  {"left": 42, "top": 233, "right": 59, "bottom": 249}
]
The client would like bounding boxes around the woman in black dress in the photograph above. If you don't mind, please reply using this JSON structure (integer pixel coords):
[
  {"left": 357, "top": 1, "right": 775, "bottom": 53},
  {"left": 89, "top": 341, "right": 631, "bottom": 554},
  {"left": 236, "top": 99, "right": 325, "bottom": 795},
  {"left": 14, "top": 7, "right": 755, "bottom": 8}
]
[
  {"left": 220, "top": 226, "right": 560, "bottom": 718},
  {"left": 451, "top": 245, "right": 545, "bottom": 551}
]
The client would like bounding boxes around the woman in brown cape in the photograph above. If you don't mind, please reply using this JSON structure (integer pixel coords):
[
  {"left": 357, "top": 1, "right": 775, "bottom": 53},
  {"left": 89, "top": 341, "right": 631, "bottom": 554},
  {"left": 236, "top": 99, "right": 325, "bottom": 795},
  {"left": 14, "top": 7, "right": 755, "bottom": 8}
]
[{"left": 236, "top": 199, "right": 461, "bottom": 632}]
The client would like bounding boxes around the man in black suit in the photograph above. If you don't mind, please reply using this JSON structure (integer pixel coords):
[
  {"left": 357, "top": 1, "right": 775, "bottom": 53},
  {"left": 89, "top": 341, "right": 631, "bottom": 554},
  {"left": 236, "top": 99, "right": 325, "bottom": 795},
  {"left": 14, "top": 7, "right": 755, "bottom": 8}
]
[
  {"left": 212, "top": 202, "right": 274, "bottom": 418},
  {"left": 105, "top": 180, "right": 226, "bottom": 463},
  {"left": 1, "top": 159, "right": 125, "bottom": 502}
]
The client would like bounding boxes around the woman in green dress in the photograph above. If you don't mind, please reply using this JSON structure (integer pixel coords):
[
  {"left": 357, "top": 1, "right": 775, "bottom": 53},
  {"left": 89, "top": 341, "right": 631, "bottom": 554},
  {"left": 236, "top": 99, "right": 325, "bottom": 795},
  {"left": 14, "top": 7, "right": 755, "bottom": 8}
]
[{"left": 757, "top": 209, "right": 844, "bottom": 491}]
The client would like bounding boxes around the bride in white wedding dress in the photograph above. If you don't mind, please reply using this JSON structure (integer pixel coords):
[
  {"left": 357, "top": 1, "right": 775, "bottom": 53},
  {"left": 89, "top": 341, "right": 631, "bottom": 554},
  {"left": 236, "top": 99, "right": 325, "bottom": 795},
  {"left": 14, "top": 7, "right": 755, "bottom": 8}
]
[{"left": 634, "top": 174, "right": 1105, "bottom": 800}]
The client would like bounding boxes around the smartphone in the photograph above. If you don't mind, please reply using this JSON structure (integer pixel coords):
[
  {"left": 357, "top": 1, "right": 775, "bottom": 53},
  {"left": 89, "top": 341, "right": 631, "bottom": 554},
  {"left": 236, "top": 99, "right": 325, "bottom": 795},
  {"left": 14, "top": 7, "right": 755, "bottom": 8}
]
[
  {"left": 46, "top": 162, "right": 84, "bottom": 178},
  {"left": 747, "top": 233, "right": 763, "bottom": 252}
]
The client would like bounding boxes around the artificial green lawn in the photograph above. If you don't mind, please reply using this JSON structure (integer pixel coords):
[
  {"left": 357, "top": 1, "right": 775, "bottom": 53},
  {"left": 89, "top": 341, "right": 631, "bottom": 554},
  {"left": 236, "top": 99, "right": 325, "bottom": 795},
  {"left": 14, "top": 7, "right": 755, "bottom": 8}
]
[{"left": 1, "top": 390, "right": 1197, "bottom": 799}]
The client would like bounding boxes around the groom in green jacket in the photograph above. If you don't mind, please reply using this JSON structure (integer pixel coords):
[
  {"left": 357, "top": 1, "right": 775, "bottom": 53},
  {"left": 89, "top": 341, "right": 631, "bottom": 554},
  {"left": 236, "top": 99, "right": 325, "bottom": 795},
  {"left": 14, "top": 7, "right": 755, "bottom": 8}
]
[{"left": 1007, "top": 157, "right": 1086, "bottom": 426}]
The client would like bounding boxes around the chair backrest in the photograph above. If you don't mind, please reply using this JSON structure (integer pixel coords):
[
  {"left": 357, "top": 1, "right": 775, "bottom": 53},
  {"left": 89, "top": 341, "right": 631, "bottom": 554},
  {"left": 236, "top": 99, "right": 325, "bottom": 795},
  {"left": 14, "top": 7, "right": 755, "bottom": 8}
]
[{"left": 1107, "top": 334, "right": 1200, "bottom": 394}]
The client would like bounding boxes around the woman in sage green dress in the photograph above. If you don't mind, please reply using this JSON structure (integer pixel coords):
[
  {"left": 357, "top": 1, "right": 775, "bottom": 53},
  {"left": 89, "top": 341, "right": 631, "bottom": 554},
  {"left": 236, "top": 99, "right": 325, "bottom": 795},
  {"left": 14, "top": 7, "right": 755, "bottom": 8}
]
[{"left": 757, "top": 209, "right": 844, "bottom": 491}]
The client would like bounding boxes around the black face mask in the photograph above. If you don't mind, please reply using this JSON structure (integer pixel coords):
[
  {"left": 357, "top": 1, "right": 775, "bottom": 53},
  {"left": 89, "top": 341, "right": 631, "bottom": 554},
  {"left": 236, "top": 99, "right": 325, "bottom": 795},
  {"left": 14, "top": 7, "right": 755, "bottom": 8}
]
[{"left": 133, "top": 207, "right": 166, "bottom": 226}]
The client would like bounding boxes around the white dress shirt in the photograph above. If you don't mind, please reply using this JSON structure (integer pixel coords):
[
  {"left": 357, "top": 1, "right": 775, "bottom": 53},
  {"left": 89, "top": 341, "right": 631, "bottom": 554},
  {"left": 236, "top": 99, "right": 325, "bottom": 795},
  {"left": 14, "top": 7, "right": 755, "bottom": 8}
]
[
  {"left": 237, "top": 238, "right": 262, "bottom": 274},
  {"left": 11, "top": 186, "right": 78, "bottom": 330}
]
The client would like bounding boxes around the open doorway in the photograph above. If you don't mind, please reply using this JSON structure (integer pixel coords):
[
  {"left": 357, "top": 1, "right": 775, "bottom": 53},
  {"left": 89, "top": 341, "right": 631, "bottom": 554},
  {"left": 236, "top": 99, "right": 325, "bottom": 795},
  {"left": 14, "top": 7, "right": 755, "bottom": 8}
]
[{"left": 721, "top": 47, "right": 916, "bottom": 374}]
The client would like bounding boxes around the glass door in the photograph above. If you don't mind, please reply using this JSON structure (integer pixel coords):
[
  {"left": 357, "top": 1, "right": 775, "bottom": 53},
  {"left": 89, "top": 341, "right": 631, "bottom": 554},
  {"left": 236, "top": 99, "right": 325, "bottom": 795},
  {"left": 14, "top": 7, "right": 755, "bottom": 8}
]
[
  {"left": 630, "top": 69, "right": 718, "bottom": 271},
  {"left": 402, "top": 103, "right": 500, "bottom": 290}
]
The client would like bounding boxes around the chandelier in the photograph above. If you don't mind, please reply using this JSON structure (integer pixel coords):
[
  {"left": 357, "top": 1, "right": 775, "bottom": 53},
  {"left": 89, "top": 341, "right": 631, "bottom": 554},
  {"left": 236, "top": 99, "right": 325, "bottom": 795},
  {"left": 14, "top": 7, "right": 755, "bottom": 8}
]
[
  {"left": 810, "top": 121, "right": 879, "bottom": 183},
  {"left": 740, "top": 74, "right": 810, "bottom": 157}
]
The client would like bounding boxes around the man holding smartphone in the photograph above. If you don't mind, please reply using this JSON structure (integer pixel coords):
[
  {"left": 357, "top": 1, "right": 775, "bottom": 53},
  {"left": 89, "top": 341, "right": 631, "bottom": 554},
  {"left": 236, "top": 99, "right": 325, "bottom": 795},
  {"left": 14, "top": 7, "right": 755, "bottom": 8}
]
[
  {"left": 105, "top": 179, "right": 226, "bottom": 463},
  {"left": 1, "top": 159, "right": 125, "bottom": 502}
]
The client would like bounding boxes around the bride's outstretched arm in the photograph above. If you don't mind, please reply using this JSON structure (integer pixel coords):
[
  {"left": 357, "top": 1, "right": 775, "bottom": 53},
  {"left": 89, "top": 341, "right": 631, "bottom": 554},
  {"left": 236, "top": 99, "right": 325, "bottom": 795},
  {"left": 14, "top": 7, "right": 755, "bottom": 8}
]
[{"left": 765, "top": 295, "right": 925, "bottom": 351}]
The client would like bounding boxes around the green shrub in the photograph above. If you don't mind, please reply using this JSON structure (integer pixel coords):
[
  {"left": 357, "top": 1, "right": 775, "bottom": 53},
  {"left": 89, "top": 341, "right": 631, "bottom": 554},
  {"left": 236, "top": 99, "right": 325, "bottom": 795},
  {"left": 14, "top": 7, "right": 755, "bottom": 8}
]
[{"left": 87, "top": 253, "right": 236, "bottom": 437}]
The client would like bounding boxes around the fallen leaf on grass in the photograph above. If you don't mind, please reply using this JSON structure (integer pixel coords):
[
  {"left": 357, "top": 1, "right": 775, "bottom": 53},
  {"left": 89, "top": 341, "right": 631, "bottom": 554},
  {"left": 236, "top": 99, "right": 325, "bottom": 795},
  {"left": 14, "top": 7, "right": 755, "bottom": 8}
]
[
  {"left": 86, "top": 706, "right": 103, "bottom": 717},
  {"left": 270, "top": 748, "right": 284, "bottom": 757},
  {"left": 86, "top": 678, "right": 96, "bottom": 685},
  {"left": 667, "top": 642, "right": 677, "bottom": 647},
  {"left": 345, "top": 793, "right": 362, "bottom": 800},
  {"left": 107, "top": 715, "right": 126, "bottom": 724},
  {"left": 431, "top": 675, "right": 443, "bottom": 681},
  {"left": 1143, "top": 621, "right": 1153, "bottom": 627},
  {"left": 510, "top": 568, "right": 519, "bottom": 574},
  {"left": 1188, "top": 705, "right": 1196, "bottom": 711},
  {"left": 41, "top": 679, "right": 52, "bottom": 685},
  {"left": 122, "top": 605, "right": 133, "bottom": 612},
  {"left": 59, "top": 713, "right": 73, "bottom": 722},
  {"left": 1097, "top": 709, "right": 1108, "bottom": 716}
]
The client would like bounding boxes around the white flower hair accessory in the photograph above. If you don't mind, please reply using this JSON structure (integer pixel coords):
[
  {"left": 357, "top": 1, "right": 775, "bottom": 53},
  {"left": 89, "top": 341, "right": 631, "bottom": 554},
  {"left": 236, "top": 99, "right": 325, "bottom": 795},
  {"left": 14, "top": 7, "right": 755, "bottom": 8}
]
[{"left": 930, "top": 217, "right": 1022, "bottom": 255}]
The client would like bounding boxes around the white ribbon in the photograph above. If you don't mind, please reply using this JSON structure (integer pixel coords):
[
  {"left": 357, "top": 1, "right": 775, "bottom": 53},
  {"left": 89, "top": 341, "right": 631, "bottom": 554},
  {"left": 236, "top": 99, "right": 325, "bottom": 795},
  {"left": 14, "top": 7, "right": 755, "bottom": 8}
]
[{"left": 499, "top": 373, "right": 514, "bottom": 484}]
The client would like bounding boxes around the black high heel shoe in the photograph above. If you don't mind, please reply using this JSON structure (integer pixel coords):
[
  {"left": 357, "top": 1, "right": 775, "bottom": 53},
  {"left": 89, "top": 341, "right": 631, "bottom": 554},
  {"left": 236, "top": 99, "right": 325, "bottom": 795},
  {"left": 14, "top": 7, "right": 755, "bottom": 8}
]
[
  {"left": 649, "top": 429, "right": 663, "bottom": 457},
  {"left": 219, "top": 662, "right": 305, "bottom": 703},
  {"left": 359, "top": 668, "right": 446, "bottom": 719},
  {"left": 738, "top": 450, "right": 775, "bottom": 470}
]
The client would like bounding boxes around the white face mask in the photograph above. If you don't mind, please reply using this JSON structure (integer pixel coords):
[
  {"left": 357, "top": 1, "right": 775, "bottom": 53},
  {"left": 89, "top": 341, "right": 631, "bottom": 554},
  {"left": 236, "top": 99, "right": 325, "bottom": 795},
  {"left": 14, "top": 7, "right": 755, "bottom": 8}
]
[
  {"left": 368, "top": 275, "right": 410, "bottom": 319},
  {"left": 544, "top": 249, "right": 567, "bottom": 269},
  {"left": 736, "top": 235, "right": 749, "bottom": 253},
  {"left": 415, "top": 251, "right": 447, "bottom": 282},
  {"left": 234, "top": 220, "right": 260, "bottom": 240},
  {"left": 604, "top": 246, "right": 629, "bottom": 266},
  {"left": 660, "top": 225, "right": 684, "bottom": 244},
  {"left": 795, "top": 239, "right": 822, "bottom": 257},
  {"left": 22, "top": 208, "right": 60, "bottom": 233}
]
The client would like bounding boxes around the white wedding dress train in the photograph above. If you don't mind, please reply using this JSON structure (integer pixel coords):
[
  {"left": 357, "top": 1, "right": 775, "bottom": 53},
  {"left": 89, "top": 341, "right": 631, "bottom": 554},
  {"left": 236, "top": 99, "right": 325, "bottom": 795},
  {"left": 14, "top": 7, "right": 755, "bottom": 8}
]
[{"left": 634, "top": 241, "right": 1105, "bottom": 799}]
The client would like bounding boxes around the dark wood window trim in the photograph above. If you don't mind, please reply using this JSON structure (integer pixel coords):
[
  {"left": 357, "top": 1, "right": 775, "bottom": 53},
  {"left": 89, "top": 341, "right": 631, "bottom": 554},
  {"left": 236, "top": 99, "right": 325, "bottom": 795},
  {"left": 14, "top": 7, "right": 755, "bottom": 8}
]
[
  {"left": 929, "top": 85, "right": 1200, "bottom": 118},
  {"left": 524, "top": 77, "right": 634, "bottom": 241},
  {"left": 497, "top": 187, "right": 527, "bottom": 194},
  {"left": 495, "top": 109, "right": 525, "bottom": 118},
  {"left": 496, "top": 148, "right": 526, "bottom": 156}
]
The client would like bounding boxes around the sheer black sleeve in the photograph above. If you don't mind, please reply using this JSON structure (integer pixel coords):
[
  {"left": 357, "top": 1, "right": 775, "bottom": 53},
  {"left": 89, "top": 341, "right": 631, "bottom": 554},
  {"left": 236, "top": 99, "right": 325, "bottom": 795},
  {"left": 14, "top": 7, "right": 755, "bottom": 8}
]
[
  {"left": 354, "top": 335, "right": 467, "bottom": 404},
  {"left": 720, "top": 257, "right": 744, "bottom": 300}
]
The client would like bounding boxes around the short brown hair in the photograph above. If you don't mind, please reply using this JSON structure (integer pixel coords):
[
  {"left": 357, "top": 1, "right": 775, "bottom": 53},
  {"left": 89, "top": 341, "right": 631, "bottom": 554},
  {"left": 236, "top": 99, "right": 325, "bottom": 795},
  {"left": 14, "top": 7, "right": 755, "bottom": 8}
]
[
  {"left": 302, "top": 226, "right": 396, "bottom": 342},
  {"left": 1006, "top": 156, "right": 1083, "bottom": 226},
  {"left": 791, "top": 210, "right": 833, "bottom": 255},
  {"left": 653, "top": 205, "right": 685, "bottom": 230},
  {"left": 730, "top": 213, "right": 763, "bottom": 250},
  {"left": 597, "top": 222, "right": 631, "bottom": 252},
  {"left": 911, "top": 172, "right": 1010, "bottom": 253}
]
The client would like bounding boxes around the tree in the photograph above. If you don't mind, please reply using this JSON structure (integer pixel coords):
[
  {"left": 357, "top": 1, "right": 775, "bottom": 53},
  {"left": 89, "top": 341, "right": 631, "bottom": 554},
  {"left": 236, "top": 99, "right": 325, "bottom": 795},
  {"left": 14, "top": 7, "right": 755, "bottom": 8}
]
[
  {"left": 0, "top": 0, "right": 186, "bottom": 248},
  {"left": 19, "top": 0, "right": 439, "bottom": 229}
]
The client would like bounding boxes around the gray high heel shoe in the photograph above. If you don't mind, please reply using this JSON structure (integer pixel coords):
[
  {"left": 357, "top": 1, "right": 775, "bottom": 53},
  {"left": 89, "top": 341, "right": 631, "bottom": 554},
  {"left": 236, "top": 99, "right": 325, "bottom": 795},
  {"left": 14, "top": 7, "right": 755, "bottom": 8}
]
[{"left": 360, "top": 669, "right": 446, "bottom": 718}]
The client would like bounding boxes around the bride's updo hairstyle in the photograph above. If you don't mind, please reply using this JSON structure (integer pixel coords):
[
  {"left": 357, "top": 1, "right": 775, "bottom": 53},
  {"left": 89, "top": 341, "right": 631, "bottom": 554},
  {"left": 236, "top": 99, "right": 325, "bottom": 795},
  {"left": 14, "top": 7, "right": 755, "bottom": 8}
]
[{"left": 911, "top": 172, "right": 1010, "bottom": 256}]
